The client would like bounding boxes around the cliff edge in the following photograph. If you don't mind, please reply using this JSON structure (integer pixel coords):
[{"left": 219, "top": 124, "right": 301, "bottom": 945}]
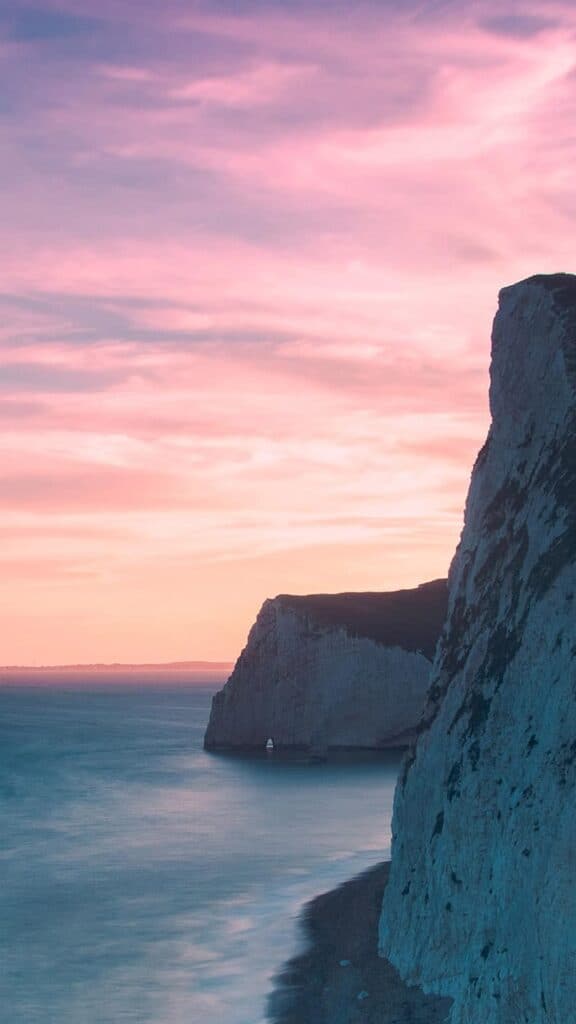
[
  {"left": 204, "top": 580, "right": 448, "bottom": 751},
  {"left": 379, "top": 274, "right": 576, "bottom": 1022}
]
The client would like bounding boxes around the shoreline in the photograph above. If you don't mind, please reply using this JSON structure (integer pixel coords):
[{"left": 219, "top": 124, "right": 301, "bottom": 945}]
[{"left": 267, "top": 862, "right": 451, "bottom": 1024}]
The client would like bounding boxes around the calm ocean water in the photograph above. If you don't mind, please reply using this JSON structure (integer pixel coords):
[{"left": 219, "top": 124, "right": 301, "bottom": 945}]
[{"left": 1, "top": 678, "right": 401, "bottom": 1024}]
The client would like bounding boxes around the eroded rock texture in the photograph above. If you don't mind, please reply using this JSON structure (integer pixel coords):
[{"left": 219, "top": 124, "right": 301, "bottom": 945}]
[
  {"left": 379, "top": 274, "right": 576, "bottom": 1023},
  {"left": 204, "top": 580, "right": 447, "bottom": 751}
]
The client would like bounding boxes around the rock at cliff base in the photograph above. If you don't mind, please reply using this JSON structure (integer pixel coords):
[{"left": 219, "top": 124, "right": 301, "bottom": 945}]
[{"left": 268, "top": 862, "right": 451, "bottom": 1024}]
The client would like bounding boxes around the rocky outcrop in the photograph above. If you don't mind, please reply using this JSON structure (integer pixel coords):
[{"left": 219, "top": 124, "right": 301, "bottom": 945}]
[
  {"left": 379, "top": 274, "right": 576, "bottom": 1022},
  {"left": 204, "top": 580, "right": 448, "bottom": 751}
]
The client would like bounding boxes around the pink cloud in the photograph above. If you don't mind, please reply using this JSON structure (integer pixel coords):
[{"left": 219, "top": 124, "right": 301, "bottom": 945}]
[
  {"left": 168, "top": 61, "right": 316, "bottom": 107},
  {"left": 1, "top": 0, "right": 575, "bottom": 661}
]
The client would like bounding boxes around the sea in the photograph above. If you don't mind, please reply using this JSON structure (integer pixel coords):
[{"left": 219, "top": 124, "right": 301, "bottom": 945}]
[{"left": 1, "top": 676, "right": 402, "bottom": 1024}]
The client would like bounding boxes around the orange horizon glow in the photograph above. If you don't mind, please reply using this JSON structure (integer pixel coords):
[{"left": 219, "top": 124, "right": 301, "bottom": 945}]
[{"left": 2, "top": 1, "right": 575, "bottom": 663}]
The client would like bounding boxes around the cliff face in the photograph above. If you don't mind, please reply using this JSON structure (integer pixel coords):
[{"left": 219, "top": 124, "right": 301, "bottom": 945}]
[
  {"left": 379, "top": 275, "right": 576, "bottom": 1023},
  {"left": 204, "top": 580, "right": 448, "bottom": 751}
]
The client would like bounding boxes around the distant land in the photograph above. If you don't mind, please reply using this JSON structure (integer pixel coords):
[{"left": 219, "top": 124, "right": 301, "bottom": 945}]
[{"left": 0, "top": 661, "right": 233, "bottom": 674}]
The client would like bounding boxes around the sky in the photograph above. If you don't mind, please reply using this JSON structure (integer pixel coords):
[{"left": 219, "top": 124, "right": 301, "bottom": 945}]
[{"left": 1, "top": 0, "right": 575, "bottom": 664}]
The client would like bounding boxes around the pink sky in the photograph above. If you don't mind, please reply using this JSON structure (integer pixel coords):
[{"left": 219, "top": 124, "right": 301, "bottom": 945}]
[{"left": 1, "top": 0, "right": 575, "bottom": 663}]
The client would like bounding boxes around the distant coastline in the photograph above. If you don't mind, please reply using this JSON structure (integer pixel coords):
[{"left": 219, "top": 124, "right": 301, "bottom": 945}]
[
  {"left": 0, "top": 661, "right": 232, "bottom": 672},
  {"left": 0, "top": 659, "right": 233, "bottom": 684}
]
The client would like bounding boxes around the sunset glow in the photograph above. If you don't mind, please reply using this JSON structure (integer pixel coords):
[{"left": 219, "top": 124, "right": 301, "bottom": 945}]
[{"left": 2, "top": 0, "right": 576, "bottom": 663}]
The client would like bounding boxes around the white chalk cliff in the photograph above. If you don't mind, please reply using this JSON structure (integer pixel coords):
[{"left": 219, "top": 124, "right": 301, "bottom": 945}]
[
  {"left": 379, "top": 274, "right": 576, "bottom": 1022},
  {"left": 204, "top": 581, "right": 447, "bottom": 751}
]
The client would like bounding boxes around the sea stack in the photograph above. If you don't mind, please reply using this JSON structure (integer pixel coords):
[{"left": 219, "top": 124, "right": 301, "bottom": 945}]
[
  {"left": 379, "top": 275, "right": 576, "bottom": 1022},
  {"left": 204, "top": 580, "right": 448, "bottom": 751}
]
